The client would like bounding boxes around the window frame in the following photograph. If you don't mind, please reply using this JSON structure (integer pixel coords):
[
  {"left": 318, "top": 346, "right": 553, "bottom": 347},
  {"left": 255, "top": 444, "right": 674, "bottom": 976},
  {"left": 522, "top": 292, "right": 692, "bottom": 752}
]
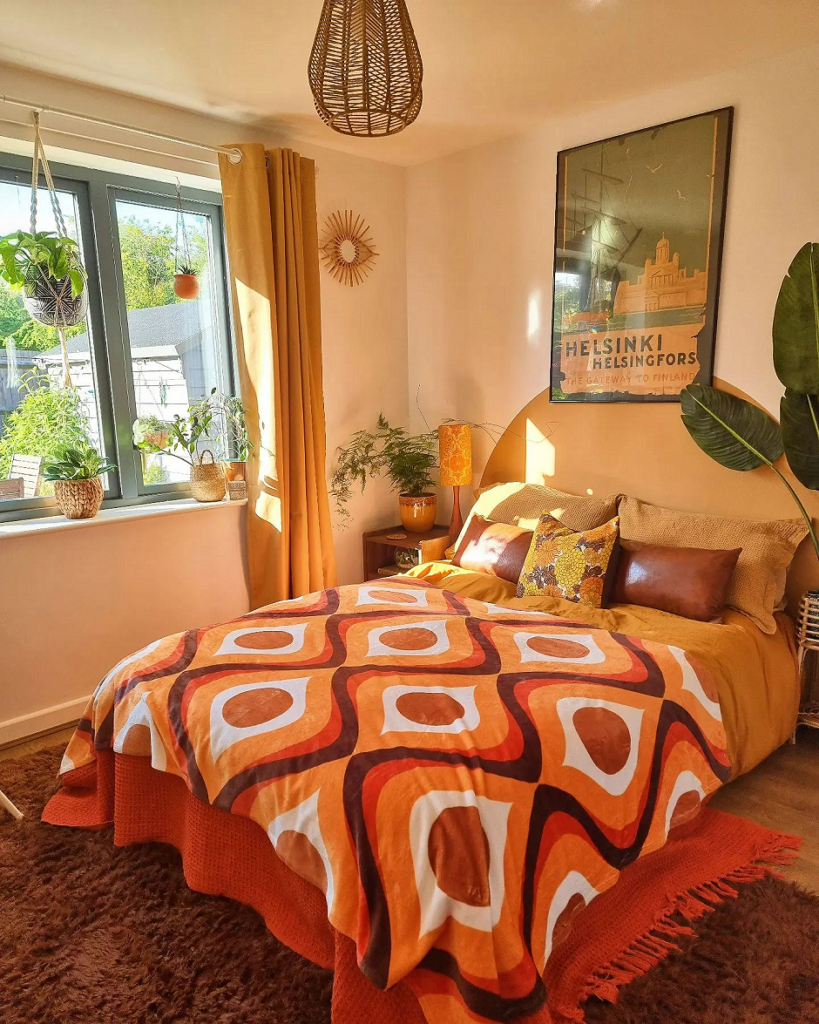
[{"left": 0, "top": 153, "right": 235, "bottom": 523}]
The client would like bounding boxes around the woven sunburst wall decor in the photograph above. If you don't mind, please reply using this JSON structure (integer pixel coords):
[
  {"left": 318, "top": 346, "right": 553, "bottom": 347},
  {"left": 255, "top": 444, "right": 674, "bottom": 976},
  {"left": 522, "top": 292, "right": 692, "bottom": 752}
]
[{"left": 319, "top": 210, "right": 379, "bottom": 287}]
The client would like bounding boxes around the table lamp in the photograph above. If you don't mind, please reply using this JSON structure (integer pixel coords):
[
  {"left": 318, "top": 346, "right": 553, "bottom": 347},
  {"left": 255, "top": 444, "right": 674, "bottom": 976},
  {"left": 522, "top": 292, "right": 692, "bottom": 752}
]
[{"left": 438, "top": 422, "right": 472, "bottom": 539}]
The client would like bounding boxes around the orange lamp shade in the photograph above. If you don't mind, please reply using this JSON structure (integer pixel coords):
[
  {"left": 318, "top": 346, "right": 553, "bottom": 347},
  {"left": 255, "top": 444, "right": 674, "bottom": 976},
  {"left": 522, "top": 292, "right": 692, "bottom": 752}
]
[{"left": 438, "top": 423, "right": 473, "bottom": 487}]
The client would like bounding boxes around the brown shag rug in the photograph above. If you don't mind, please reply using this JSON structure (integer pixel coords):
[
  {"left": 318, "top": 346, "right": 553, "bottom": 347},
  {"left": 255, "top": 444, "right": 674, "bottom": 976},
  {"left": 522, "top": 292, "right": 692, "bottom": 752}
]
[{"left": 2, "top": 747, "right": 819, "bottom": 1024}]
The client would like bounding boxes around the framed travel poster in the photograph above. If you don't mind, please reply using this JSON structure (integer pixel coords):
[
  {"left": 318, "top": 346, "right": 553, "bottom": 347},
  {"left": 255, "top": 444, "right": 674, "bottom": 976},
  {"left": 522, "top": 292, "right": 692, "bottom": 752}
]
[{"left": 550, "top": 108, "right": 732, "bottom": 403}]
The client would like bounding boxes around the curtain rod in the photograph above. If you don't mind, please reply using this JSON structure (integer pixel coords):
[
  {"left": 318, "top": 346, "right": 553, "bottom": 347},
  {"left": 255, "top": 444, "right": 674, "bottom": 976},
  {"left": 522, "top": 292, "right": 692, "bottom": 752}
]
[{"left": 0, "top": 93, "right": 243, "bottom": 164}]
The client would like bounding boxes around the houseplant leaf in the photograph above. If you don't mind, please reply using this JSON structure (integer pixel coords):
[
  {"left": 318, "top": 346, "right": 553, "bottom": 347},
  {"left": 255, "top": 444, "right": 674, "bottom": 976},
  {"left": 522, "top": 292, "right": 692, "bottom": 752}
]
[
  {"left": 781, "top": 388, "right": 819, "bottom": 489},
  {"left": 773, "top": 242, "right": 819, "bottom": 392},
  {"left": 680, "top": 383, "right": 783, "bottom": 471}
]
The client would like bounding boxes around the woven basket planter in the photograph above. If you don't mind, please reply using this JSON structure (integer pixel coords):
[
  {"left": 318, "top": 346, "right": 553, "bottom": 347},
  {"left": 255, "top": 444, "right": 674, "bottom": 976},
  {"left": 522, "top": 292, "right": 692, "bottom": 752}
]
[
  {"left": 190, "top": 450, "right": 225, "bottom": 503},
  {"left": 23, "top": 271, "right": 89, "bottom": 328},
  {"left": 54, "top": 477, "right": 104, "bottom": 520}
]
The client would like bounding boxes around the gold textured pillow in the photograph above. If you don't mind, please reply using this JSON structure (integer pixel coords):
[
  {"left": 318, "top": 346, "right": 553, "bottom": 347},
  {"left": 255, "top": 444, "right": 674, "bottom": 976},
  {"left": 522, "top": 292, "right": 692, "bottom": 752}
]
[
  {"left": 617, "top": 496, "right": 808, "bottom": 634},
  {"left": 463, "top": 482, "right": 618, "bottom": 535},
  {"left": 516, "top": 513, "right": 620, "bottom": 607}
]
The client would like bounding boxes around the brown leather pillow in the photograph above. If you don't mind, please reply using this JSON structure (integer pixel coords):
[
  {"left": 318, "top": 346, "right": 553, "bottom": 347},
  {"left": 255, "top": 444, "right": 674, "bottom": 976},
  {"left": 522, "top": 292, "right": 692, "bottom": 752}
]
[
  {"left": 613, "top": 541, "right": 741, "bottom": 622},
  {"left": 452, "top": 515, "right": 533, "bottom": 584}
]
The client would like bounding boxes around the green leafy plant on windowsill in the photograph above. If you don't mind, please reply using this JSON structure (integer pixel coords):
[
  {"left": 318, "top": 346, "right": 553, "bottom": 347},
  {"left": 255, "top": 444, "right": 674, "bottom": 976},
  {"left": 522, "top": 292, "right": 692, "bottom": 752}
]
[
  {"left": 0, "top": 230, "right": 87, "bottom": 299},
  {"left": 133, "top": 391, "right": 252, "bottom": 466},
  {"left": 680, "top": 242, "right": 819, "bottom": 562},
  {"left": 42, "top": 443, "right": 115, "bottom": 481},
  {"left": 331, "top": 414, "right": 437, "bottom": 522},
  {"left": 132, "top": 393, "right": 214, "bottom": 466},
  {"left": 212, "top": 392, "right": 253, "bottom": 462}
]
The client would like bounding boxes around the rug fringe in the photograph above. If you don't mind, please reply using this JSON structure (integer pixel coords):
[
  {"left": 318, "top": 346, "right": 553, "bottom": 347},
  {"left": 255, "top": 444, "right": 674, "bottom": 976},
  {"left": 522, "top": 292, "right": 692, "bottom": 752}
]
[{"left": 580, "top": 830, "right": 801, "bottom": 1009}]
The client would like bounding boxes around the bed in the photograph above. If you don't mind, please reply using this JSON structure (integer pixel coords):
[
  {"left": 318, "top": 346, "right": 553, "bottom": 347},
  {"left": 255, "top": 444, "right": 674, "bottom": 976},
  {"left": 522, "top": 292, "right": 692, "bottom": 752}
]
[{"left": 43, "top": 381, "right": 812, "bottom": 1024}]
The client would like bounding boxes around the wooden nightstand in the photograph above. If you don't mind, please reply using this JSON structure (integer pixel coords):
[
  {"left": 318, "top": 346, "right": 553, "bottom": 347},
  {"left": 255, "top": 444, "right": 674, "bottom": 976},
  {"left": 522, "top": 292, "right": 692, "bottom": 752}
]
[{"left": 363, "top": 525, "right": 452, "bottom": 582}]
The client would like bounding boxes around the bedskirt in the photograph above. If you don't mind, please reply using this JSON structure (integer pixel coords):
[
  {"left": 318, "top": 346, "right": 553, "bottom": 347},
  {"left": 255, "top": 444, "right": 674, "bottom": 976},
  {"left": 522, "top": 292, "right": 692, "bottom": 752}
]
[{"left": 44, "top": 751, "right": 552, "bottom": 1024}]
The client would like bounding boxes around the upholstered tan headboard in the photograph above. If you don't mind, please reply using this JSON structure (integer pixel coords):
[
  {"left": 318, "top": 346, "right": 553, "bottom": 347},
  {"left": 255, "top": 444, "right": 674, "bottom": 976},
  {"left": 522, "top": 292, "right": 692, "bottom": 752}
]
[{"left": 479, "top": 379, "right": 819, "bottom": 616}]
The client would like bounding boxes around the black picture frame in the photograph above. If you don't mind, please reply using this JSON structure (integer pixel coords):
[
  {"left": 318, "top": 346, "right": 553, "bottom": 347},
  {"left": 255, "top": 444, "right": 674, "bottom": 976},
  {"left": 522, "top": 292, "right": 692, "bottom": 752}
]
[{"left": 549, "top": 107, "right": 733, "bottom": 404}]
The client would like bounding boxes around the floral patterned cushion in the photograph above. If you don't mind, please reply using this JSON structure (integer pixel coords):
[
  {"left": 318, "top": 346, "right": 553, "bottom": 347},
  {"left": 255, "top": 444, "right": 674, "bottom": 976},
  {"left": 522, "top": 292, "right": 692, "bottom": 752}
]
[{"left": 515, "top": 513, "right": 620, "bottom": 607}]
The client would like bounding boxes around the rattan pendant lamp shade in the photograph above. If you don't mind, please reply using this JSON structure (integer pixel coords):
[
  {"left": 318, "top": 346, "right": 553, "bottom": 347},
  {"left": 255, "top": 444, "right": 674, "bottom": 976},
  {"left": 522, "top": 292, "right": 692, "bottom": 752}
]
[{"left": 309, "top": 0, "right": 423, "bottom": 137}]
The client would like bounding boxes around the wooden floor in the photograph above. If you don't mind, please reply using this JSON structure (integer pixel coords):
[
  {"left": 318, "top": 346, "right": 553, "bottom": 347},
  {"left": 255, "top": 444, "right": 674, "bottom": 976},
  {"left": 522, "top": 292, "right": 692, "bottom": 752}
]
[
  {"left": 711, "top": 726, "right": 819, "bottom": 891},
  {"left": 3, "top": 725, "right": 818, "bottom": 890}
]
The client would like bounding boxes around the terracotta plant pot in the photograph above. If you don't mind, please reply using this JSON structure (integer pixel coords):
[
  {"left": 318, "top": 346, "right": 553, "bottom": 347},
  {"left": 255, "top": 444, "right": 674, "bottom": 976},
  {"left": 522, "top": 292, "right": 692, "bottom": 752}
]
[
  {"left": 398, "top": 492, "right": 436, "bottom": 534},
  {"left": 173, "top": 273, "right": 200, "bottom": 300},
  {"left": 53, "top": 477, "right": 104, "bottom": 520},
  {"left": 222, "top": 460, "right": 247, "bottom": 483}
]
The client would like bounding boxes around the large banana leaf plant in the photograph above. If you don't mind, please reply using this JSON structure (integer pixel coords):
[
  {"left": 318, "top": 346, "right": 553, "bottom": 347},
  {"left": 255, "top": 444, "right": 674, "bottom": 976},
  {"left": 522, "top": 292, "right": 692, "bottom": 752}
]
[{"left": 680, "top": 241, "right": 819, "bottom": 562}]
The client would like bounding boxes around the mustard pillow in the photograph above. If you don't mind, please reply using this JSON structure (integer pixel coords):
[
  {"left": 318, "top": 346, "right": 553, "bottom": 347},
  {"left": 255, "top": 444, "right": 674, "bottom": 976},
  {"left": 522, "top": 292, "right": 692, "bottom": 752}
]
[
  {"left": 470, "top": 482, "right": 618, "bottom": 533},
  {"left": 516, "top": 513, "right": 620, "bottom": 607}
]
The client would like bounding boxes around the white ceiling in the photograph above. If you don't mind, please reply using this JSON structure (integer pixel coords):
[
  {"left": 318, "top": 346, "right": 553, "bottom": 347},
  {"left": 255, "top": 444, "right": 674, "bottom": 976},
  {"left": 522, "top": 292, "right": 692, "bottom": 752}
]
[{"left": 1, "top": 0, "right": 818, "bottom": 166}]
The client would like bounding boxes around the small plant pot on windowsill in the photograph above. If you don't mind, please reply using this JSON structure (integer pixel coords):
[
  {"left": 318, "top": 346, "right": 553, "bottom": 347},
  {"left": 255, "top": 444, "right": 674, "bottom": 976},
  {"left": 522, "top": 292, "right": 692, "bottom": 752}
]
[
  {"left": 222, "top": 460, "right": 247, "bottom": 483},
  {"left": 54, "top": 477, "right": 104, "bottom": 520},
  {"left": 190, "top": 450, "right": 225, "bottom": 503},
  {"left": 398, "top": 492, "right": 436, "bottom": 534}
]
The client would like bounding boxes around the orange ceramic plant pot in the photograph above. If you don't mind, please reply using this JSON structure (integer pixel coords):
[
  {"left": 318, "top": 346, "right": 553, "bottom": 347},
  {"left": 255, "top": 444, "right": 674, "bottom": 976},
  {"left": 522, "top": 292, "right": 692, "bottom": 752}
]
[
  {"left": 173, "top": 273, "right": 200, "bottom": 300},
  {"left": 222, "top": 461, "right": 247, "bottom": 483},
  {"left": 398, "top": 492, "right": 436, "bottom": 533}
]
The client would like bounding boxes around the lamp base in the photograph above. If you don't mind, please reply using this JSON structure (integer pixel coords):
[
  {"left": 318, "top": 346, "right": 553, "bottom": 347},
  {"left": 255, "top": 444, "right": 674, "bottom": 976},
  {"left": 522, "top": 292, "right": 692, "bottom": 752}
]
[{"left": 448, "top": 485, "right": 464, "bottom": 540}]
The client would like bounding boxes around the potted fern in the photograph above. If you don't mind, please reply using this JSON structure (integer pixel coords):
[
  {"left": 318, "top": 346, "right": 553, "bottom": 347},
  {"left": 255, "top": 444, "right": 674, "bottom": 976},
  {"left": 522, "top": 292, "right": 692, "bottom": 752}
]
[
  {"left": 43, "top": 443, "right": 116, "bottom": 520},
  {"left": 332, "top": 415, "right": 438, "bottom": 532}
]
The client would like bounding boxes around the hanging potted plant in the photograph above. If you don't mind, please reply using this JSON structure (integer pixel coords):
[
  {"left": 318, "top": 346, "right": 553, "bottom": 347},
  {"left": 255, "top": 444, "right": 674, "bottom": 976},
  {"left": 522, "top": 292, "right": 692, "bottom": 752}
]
[
  {"left": 0, "top": 230, "right": 88, "bottom": 327},
  {"left": 133, "top": 395, "right": 225, "bottom": 502},
  {"left": 43, "top": 443, "right": 116, "bottom": 520},
  {"left": 332, "top": 415, "right": 438, "bottom": 532},
  {"left": 172, "top": 183, "right": 199, "bottom": 300},
  {"left": 174, "top": 264, "right": 199, "bottom": 301},
  {"left": 132, "top": 413, "right": 171, "bottom": 450},
  {"left": 0, "top": 113, "right": 90, "bottom": 387}
]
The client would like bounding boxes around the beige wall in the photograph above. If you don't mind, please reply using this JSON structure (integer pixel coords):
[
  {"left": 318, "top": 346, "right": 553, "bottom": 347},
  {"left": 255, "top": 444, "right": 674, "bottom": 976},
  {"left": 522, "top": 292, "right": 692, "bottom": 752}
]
[
  {"left": 405, "top": 44, "right": 819, "bottom": 524},
  {"left": 0, "top": 67, "right": 408, "bottom": 739},
  {"left": 0, "top": 505, "right": 250, "bottom": 744}
]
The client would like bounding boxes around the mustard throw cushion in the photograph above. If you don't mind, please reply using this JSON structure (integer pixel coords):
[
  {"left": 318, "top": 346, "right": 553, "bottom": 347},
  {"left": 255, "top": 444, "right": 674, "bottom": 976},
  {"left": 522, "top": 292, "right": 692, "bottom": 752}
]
[
  {"left": 455, "top": 481, "right": 618, "bottom": 552},
  {"left": 516, "top": 513, "right": 620, "bottom": 607},
  {"left": 617, "top": 496, "right": 808, "bottom": 634}
]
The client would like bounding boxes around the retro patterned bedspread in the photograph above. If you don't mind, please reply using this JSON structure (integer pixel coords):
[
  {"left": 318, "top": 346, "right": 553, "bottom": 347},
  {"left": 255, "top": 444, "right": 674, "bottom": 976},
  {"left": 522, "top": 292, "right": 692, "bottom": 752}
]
[{"left": 53, "top": 577, "right": 730, "bottom": 1023}]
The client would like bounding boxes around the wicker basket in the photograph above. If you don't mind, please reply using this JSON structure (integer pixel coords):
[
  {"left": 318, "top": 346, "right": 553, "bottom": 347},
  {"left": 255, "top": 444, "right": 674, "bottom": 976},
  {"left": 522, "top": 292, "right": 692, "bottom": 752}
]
[
  {"left": 190, "top": 450, "right": 225, "bottom": 503},
  {"left": 54, "top": 477, "right": 104, "bottom": 520}
]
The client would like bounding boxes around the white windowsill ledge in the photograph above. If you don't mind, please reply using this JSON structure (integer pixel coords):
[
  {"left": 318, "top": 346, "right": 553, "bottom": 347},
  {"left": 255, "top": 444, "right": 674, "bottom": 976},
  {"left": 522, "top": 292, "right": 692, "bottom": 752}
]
[{"left": 0, "top": 497, "right": 247, "bottom": 539}]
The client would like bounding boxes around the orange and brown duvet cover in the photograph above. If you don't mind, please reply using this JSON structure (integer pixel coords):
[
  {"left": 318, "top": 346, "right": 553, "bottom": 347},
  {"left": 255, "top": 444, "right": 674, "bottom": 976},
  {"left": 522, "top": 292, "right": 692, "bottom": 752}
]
[{"left": 53, "top": 577, "right": 730, "bottom": 1023}]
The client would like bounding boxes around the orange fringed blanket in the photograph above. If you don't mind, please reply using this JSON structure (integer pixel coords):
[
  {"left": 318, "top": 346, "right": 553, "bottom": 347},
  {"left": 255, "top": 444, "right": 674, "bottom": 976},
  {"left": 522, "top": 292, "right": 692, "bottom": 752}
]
[{"left": 45, "top": 578, "right": 732, "bottom": 1024}]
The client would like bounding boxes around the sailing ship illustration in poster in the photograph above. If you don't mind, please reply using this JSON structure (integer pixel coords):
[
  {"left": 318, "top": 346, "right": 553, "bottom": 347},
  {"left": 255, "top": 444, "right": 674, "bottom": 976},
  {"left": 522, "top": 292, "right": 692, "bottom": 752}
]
[{"left": 550, "top": 108, "right": 732, "bottom": 403}]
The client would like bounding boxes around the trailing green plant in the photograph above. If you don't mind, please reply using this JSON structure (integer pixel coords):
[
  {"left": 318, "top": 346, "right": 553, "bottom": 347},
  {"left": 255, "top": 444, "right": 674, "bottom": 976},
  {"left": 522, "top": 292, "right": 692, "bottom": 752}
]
[
  {"left": 42, "top": 442, "right": 115, "bottom": 481},
  {"left": 680, "top": 241, "right": 819, "bottom": 562},
  {"left": 0, "top": 230, "right": 87, "bottom": 299},
  {"left": 331, "top": 414, "right": 437, "bottom": 521},
  {"left": 0, "top": 370, "right": 91, "bottom": 480}
]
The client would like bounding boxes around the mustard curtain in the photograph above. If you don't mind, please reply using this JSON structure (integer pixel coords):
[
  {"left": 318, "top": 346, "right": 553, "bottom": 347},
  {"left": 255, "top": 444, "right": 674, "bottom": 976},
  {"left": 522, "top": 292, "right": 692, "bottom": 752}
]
[{"left": 218, "top": 145, "right": 337, "bottom": 606}]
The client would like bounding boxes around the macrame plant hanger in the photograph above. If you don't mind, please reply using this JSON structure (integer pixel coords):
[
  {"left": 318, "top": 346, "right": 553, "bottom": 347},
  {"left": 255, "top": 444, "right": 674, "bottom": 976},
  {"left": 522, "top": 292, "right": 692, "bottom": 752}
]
[
  {"left": 30, "top": 110, "right": 75, "bottom": 387},
  {"left": 174, "top": 181, "right": 191, "bottom": 274}
]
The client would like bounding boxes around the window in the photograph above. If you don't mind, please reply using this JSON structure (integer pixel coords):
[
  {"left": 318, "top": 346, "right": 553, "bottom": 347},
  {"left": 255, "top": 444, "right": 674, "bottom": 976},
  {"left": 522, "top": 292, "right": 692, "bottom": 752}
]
[{"left": 0, "top": 155, "right": 235, "bottom": 521}]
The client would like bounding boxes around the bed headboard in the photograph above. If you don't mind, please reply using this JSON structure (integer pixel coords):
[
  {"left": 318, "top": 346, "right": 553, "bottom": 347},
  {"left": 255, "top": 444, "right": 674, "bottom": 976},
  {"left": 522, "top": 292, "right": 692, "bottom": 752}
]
[{"left": 479, "top": 378, "right": 819, "bottom": 616}]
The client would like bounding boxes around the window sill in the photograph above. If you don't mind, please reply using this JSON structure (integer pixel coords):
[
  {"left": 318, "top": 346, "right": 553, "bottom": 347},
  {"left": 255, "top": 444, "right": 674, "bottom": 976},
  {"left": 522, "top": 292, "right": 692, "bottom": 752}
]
[{"left": 0, "top": 497, "right": 247, "bottom": 540}]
